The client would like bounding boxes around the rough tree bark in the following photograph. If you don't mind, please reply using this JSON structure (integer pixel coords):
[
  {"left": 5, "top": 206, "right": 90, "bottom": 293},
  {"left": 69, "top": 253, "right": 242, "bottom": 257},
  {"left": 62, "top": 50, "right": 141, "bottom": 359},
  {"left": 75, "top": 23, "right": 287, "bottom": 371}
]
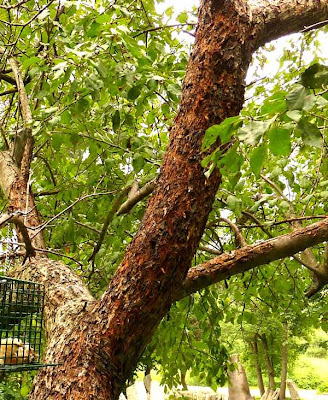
[{"left": 1, "top": 1, "right": 328, "bottom": 399}]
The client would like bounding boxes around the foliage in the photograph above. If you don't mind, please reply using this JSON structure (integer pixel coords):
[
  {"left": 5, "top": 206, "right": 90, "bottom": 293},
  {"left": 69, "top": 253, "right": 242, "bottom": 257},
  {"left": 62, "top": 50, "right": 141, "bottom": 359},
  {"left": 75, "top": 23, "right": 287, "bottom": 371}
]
[
  {"left": 290, "top": 355, "right": 328, "bottom": 391},
  {"left": 0, "top": 372, "right": 35, "bottom": 399}
]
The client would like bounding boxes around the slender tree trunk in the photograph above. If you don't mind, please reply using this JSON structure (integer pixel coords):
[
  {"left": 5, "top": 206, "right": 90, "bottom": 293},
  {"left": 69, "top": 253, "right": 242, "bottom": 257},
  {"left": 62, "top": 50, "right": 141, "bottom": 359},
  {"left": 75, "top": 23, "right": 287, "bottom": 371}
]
[
  {"left": 260, "top": 334, "right": 275, "bottom": 394},
  {"left": 180, "top": 368, "right": 188, "bottom": 391},
  {"left": 143, "top": 365, "right": 151, "bottom": 400},
  {"left": 251, "top": 334, "right": 265, "bottom": 397},
  {"left": 279, "top": 323, "right": 288, "bottom": 400}
]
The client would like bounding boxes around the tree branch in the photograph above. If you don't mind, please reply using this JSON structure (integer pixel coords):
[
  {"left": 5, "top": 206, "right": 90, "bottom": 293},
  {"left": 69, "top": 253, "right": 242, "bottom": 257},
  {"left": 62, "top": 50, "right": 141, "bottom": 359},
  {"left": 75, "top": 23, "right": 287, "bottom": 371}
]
[
  {"left": 88, "top": 186, "right": 131, "bottom": 263},
  {"left": 3, "top": 51, "right": 33, "bottom": 176},
  {"left": 249, "top": 0, "right": 328, "bottom": 49},
  {"left": 220, "top": 216, "right": 247, "bottom": 247},
  {"left": 117, "top": 179, "right": 156, "bottom": 216},
  {"left": 175, "top": 218, "right": 328, "bottom": 301},
  {"left": 0, "top": 212, "right": 35, "bottom": 257},
  {"left": 0, "top": 72, "right": 17, "bottom": 86}
]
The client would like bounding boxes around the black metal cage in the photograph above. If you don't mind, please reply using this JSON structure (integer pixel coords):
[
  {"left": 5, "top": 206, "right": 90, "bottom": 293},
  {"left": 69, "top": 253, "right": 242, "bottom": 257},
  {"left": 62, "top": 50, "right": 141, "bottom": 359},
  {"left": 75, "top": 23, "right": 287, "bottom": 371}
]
[{"left": 0, "top": 276, "right": 45, "bottom": 371}]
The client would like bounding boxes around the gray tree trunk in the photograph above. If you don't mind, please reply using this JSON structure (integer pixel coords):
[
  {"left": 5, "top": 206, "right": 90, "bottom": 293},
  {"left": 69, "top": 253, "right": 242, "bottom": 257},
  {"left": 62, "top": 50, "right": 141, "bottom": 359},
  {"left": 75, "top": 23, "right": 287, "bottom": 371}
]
[
  {"left": 279, "top": 323, "right": 288, "bottom": 400},
  {"left": 228, "top": 354, "right": 254, "bottom": 400}
]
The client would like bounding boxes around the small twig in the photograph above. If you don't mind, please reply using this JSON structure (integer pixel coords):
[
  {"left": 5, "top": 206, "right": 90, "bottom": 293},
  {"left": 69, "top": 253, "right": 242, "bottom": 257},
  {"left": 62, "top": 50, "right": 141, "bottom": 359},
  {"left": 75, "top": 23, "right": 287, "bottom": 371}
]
[
  {"left": 117, "top": 179, "right": 156, "bottom": 215},
  {"left": 220, "top": 217, "right": 247, "bottom": 247},
  {"left": 74, "top": 220, "right": 101, "bottom": 235},
  {"left": 34, "top": 247, "right": 83, "bottom": 267},
  {"left": 301, "top": 19, "right": 328, "bottom": 32},
  {"left": 0, "top": 88, "right": 17, "bottom": 96},
  {"left": 0, "top": 73, "right": 17, "bottom": 85},
  {"left": 0, "top": 0, "right": 55, "bottom": 27},
  {"left": 133, "top": 23, "right": 197, "bottom": 38},
  {"left": 0, "top": 0, "right": 29, "bottom": 10},
  {"left": 261, "top": 174, "right": 289, "bottom": 202},
  {"left": 239, "top": 215, "right": 328, "bottom": 229},
  {"left": 198, "top": 245, "right": 222, "bottom": 255},
  {"left": 34, "top": 189, "right": 60, "bottom": 197},
  {"left": 31, "top": 191, "right": 115, "bottom": 239}
]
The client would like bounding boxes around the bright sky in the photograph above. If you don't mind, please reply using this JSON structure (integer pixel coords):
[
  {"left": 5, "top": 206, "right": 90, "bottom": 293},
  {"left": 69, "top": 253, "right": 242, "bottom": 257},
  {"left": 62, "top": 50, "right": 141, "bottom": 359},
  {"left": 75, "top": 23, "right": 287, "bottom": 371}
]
[{"left": 157, "top": 0, "right": 199, "bottom": 14}]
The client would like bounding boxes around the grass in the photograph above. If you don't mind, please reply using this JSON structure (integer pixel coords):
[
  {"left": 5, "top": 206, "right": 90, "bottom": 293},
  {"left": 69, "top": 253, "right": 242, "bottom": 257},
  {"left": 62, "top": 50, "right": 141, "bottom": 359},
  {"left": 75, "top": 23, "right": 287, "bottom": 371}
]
[{"left": 290, "top": 355, "right": 328, "bottom": 393}]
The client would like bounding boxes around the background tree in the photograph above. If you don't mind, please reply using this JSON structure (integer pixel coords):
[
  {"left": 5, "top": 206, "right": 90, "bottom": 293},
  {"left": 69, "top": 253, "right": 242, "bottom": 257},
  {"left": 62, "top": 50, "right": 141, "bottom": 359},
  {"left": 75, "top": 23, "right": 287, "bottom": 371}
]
[{"left": 1, "top": 1, "right": 328, "bottom": 399}]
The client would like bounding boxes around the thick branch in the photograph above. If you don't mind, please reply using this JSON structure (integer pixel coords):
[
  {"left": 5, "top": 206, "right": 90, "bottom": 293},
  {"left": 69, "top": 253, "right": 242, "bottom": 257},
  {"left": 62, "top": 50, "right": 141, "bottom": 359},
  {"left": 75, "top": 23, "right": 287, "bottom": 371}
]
[
  {"left": 8, "top": 55, "right": 33, "bottom": 174},
  {"left": 220, "top": 216, "right": 247, "bottom": 247},
  {"left": 249, "top": 0, "right": 328, "bottom": 49},
  {"left": 175, "top": 218, "right": 328, "bottom": 300}
]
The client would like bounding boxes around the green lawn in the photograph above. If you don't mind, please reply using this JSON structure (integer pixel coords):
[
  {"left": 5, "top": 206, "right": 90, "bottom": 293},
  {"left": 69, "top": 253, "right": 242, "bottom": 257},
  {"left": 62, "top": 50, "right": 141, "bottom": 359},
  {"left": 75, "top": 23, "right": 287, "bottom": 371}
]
[{"left": 291, "top": 355, "right": 328, "bottom": 393}]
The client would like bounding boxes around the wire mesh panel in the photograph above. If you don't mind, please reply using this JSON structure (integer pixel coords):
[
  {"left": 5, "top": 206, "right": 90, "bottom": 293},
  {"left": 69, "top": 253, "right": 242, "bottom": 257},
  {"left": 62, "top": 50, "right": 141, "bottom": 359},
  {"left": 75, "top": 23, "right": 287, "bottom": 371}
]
[{"left": 0, "top": 276, "right": 45, "bottom": 371}]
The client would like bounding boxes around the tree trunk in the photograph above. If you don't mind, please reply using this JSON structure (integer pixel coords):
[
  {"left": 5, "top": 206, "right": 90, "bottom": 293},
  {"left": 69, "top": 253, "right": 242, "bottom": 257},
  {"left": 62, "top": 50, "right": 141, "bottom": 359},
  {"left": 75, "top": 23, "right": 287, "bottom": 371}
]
[
  {"left": 260, "top": 334, "right": 276, "bottom": 394},
  {"left": 2, "top": 1, "right": 328, "bottom": 399},
  {"left": 279, "top": 324, "right": 288, "bottom": 400},
  {"left": 228, "top": 354, "right": 254, "bottom": 400},
  {"left": 251, "top": 334, "right": 265, "bottom": 397},
  {"left": 180, "top": 369, "right": 188, "bottom": 391}
]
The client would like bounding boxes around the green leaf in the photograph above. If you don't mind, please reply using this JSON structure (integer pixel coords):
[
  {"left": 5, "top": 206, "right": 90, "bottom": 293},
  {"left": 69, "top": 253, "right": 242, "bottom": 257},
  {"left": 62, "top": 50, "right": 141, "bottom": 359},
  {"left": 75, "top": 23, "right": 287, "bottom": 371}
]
[
  {"left": 147, "top": 78, "right": 158, "bottom": 92},
  {"left": 132, "top": 153, "right": 145, "bottom": 173},
  {"left": 112, "top": 110, "right": 120, "bottom": 132},
  {"left": 127, "top": 85, "right": 142, "bottom": 101},
  {"left": 286, "top": 110, "right": 302, "bottom": 122},
  {"left": 22, "top": 56, "right": 40, "bottom": 69},
  {"left": 286, "top": 85, "right": 309, "bottom": 110},
  {"left": 303, "top": 94, "right": 317, "bottom": 111},
  {"left": 268, "top": 127, "right": 291, "bottom": 156},
  {"left": 260, "top": 94, "right": 286, "bottom": 115},
  {"left": 20, "top": 384, "right": 30, "bottom": 397},
  {"left": 301, "top": 63, "right": 328, "bottom": 89},
  {"left": 60, "top": 111, "right": 71, "bottom": 124},
  {"left": 167, "top": 84, "right": 181, "bottom": 97},
  {"left": 87, "top": 21, "right": 101, "bottom": 37},
  {"left": 177, "top": 12, "right": 188, "bottom": 23},
  {"left": 238, "top": 119, "right": 274, "bottom": 145},
  {"left": 298, "top": 119, "right": 322, "bottom": 148},
  {"left": 250, "top": 144, "right": 266, "bottom": 177},
  {"left": 202, "top": 116, "right": 241, "bottom": 151},
  {"left": 226, "top": 195, "right": 242, "bottom": 217}
]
